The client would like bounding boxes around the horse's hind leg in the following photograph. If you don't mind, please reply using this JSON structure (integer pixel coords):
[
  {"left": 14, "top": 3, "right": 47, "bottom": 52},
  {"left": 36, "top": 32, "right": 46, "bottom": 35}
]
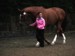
[
  {"left": 62, "top": 33, "right": 66, "bottom": 44},
  {"left": 51, "top": 22, "right": 66, "bottom": 45},
  {"left": 51, "top": 24, "right": 60, "bottom": 45},
  {"left": 51, "top": 34, "right": 57, "bottom": 45},
  {"left": 58, "top": 22, "right": 66, "bottom": 44},
  {"left": 44, "top": 39, "right": 50, "bottom": 45}
]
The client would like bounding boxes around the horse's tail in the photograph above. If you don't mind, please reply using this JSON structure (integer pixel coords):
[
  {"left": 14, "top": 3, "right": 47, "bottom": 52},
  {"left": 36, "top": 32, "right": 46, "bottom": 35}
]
[{"left": 61, "top": 13, "right": 70, "bottom": 32}]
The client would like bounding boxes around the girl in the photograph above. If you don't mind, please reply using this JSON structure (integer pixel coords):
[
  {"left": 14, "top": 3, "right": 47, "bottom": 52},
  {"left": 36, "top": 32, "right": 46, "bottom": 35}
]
[{"left": 30, "top": 12, "right": 49, "bottom": 47}]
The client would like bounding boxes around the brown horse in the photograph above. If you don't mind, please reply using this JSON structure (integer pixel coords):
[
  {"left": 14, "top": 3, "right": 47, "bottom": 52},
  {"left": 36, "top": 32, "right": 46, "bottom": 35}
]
[{"left": 18, "top": 6, "right": 67, "bottom": 45}]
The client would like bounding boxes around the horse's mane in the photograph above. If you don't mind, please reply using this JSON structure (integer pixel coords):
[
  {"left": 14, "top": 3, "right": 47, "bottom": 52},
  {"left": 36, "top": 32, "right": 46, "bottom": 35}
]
[
  {"left": 25, "top": 6, "right": 45, "bottom": 8},
  {"left": 22, "top": 6, "right": 45, "bottom": 14},
  {"left": 22, "top": 6, "right": 45, "bottom": 11}
]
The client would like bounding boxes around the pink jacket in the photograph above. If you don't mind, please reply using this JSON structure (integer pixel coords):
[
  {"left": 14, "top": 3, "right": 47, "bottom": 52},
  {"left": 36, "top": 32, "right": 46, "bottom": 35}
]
[{"left": 30, "top": 17, "right": 46, "bottom": 29}]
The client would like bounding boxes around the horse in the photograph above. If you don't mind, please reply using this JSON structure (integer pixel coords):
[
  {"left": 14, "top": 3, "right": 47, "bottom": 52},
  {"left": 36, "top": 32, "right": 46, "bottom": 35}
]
[{"left": 18, "top": 6, "right": 67, "bottom": 45}]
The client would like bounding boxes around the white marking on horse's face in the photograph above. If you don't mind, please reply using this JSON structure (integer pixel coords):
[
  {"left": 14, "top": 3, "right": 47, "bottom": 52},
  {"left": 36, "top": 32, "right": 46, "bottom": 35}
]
[{"left": 23, "top": 12, "right": 26, "bottom": 15}]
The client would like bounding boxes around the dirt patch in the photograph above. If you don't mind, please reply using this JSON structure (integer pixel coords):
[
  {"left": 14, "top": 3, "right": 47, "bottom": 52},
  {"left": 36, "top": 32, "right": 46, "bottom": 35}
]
[{"left": 0, "top": 32, "right": 75, "bottom": 56}]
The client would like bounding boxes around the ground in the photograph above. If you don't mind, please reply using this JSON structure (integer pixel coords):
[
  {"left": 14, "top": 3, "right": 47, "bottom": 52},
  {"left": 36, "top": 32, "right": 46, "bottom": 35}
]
[{"left": 0, "top": 31, "right": 75, "bottom": 56}]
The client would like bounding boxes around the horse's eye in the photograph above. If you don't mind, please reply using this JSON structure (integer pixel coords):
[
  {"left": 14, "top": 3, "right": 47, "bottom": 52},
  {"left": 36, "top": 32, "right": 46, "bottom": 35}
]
[{"left": 23, "top": 12, "right": 26, "bottom": 15}]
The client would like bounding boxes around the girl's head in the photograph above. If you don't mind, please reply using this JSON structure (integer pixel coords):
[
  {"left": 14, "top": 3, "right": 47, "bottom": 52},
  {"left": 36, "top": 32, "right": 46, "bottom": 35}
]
[{"left": 37, "top": 12, "right": 43, "bottom": 19}]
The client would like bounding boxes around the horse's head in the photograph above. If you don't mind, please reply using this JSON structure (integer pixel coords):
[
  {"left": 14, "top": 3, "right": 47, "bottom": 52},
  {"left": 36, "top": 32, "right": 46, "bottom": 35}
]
[
  {"left": 18, "top": 7, "right": 38, "bottom": 22},
  {"left": 18, "top": 6, "right": 45, "bottom": 24}
]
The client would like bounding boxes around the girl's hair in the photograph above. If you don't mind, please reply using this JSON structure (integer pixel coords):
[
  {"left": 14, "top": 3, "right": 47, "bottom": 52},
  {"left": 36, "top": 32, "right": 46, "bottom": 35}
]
[
  {"left": 37, "top": 12, "right": 41, "bottom": 15},
  {"left": 36, "top": 12, "right": 42, "bottom": 19}
]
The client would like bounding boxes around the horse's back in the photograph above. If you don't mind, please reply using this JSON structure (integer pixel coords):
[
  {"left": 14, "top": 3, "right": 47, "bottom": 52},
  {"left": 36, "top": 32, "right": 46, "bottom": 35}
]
[
  {"left": 44, "top": 7, "right": 65, "bottom": 25},
  {"left": 51, "top": 7, "right": 65, "bottom": 20},
  {"left": 44, "top": 8, "right": 59, "bottom": 24}
]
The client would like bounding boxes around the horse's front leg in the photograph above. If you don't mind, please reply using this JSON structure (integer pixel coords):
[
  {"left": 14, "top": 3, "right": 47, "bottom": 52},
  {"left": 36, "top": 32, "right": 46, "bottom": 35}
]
[{"left": 36, "top": 41, "right": 40, "bottom": 47}]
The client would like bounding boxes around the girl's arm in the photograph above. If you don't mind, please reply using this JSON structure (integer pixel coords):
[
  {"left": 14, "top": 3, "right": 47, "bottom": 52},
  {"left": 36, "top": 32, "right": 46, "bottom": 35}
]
[{"left": 29, "top": 22, "right": 36, "bottom": 26}]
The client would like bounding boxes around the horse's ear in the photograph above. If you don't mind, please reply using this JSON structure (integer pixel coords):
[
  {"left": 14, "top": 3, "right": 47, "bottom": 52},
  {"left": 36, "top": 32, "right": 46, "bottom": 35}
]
[{"left": 18, "top": 9, "right": 21, "bottom": 12}]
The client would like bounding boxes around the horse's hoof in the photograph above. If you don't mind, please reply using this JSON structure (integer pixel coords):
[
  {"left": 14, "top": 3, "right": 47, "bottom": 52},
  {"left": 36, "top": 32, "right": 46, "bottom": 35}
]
[
  {"left": 35, "top": 42, "right": 40, "bottom": 47},
  {"left": 51, "top": 42, "right": 55, "bottom": 45},
  {"left": 63, "top": 40, "right": 66, "bottom": 44}
]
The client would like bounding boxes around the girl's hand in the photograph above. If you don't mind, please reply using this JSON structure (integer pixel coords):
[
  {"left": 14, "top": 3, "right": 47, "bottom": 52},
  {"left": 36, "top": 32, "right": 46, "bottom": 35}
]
[
  {"left": 29, "top": 24, "right": 33, "bottom": 26},
  {"left": 29, "top": 22, "right": 36, "bottom": 26}
]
